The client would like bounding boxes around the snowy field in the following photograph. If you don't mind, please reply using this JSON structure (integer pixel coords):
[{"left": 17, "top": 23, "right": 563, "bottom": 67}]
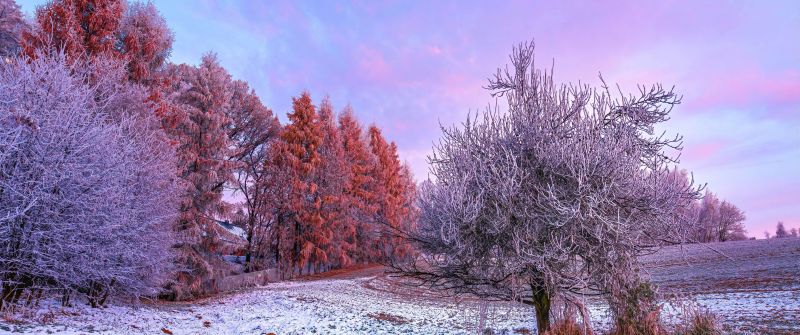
[
  {"left": 642, "top": 238, "right": 800, "bottom": 334},
  {"left": 1, "top": 238, "right": 798, "bottom": 335},
  {"left": 0, "top": 269, "right": 535, "bottom": 335}
]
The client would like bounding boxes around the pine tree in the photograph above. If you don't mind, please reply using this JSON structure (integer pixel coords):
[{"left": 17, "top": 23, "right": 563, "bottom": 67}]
[
  {"left": 368, "top": 126, "right": 413, "bottom": 261},
  {"left": 338, "top": 108, "right": 377, "bottom": 263},
  {"left": 158, "top": 54, "right": 234, "bottom": 298},
  {"left": 316, "top": 98, "right": 350, "bottom": 269},
  {"left": 271, "top": 92, "right": 326, "bottom": 276},
  {"left": 0, "top": 0, "right": 26, "bottom": 57}
]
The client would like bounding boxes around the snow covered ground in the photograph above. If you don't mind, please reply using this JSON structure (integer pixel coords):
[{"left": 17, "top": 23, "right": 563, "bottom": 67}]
[
  {"left": 642, "top": 238, "right": 800, "bottom": 334},
  {"left": 2, "top": 238, "right": 798, "bottom": 334},
  {"left": 0, "top": 273, "right": 535, "bottom": 335}
]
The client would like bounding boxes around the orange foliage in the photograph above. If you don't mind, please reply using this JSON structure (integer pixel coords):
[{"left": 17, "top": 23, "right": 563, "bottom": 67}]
[
  {"left": 271, "top": 92, "right": 327, "bottom": 274},
  {"left": 23, "top": 0, "right": 124, "bottom": 60},
  {"left": 339, "top": 108, "right": 379, "bottom": 262},
  {"left": 368, "top": 126, "right": 416, "bottom": 261}
]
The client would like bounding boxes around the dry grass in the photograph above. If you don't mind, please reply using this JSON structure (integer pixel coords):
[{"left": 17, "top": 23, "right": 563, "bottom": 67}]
[
  {"left": 367, "top": 312, "right": 410, "bottom": 325},
  {"left": 674, "top": 308, "right": 722, "bottom": 335},
  {"left": 608, "top": 311, "right": 668, "bottom": 335},
  {"left": 543, "top": 318, "right": 586, "bottom": 335}
]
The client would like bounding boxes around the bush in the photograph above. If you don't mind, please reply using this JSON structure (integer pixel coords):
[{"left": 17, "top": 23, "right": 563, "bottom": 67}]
[
  {"left": 609, "top": 282, "right": 668, "bottom": 335},
  {"left": 675, "top": 308, "right": 722, "bottom": 335},
  {"left": 0, "top": 53, "right": 178, "bottom": 308}
]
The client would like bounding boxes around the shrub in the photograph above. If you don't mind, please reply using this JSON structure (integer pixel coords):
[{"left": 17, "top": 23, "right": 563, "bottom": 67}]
[
  {"left": 609, "top": 282, "right": 668, "bottom": 335},
  {"left": 0, "top": 53, "right": 178, "bottom": 308},
  {"left": 675, "top": 308, "right": 722, "bottom": 335}
]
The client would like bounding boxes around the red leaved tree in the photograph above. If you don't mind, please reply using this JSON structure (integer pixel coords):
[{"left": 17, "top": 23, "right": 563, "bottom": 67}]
[
  {"left": 338, "top": 107, "right": 378, "bottom": 263},
  {"left": 21, "top": 0, "right": 173, "bottom": 84},
  {"left": 270, "top": 92, "right": 326, "bottom": 276},
  {"left": 315, "top": 98, "right": 352, "bottom": 269},
  {"left": 0, "top": 0, "right": 26, "bottom": 57},
  {"left": 22, "top": 0, "right": 125, "bottom": 60},
  {"left": 161, "top": 54, "right": 234, "bottom": 298},
  {"left": 368, "top": 126, "right": 415, "bottom": 262},
  {"left": 117, "top": 1, "right": 173, "bottom": 83}
]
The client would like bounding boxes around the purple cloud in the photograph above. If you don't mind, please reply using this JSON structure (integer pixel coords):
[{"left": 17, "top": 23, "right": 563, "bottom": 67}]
[{"left": 19, "top": 0, "right": 800, "bottom": 237}]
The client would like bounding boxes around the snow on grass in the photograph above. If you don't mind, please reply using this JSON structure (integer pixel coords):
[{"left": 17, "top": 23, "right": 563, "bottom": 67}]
[
  {"left": 2, "top": 238, "right": 797, "bottom": 334},
  {"left": 0, "top": 276, "right": 535, "bottom": 335}
]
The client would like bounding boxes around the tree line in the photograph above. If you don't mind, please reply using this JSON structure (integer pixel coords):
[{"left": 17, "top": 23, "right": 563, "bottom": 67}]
[
  {"left": 677, "top": 185, "right": 748, "bottom": 243},
  {"left": 769, "top": 221, "right": 798, "bottom": 239},
  {"left": 0, "top": 0, "right": 414, "bottom": 307}
]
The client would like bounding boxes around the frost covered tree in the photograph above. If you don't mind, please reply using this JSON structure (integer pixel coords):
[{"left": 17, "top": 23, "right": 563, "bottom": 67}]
[
  {"left": 226, "top": 80, "right": 280, "bottom": 272},
  {"left": 369, "top": 126, "right": 416, "bottom": 262},
  {"left": 775, "top": 221, "right": 789, "bottom": 238},
  {"left": 393, "top": 42, "right": 699, "bottom": 333},
  {"left": 161, "top": 54, "right": 235, "bottom": 298},
  {"left": 316, "top": 98, "right": 351, "bottom": 269},
  {"left": 717, "top": 200, "right": 747, "bottom": 241},
  {"left": 338, "top": 108, "right": 379, "bottom": 263},
  {"left": 0, "top": 0, "right": 25, "bottom": 57},
  {"left": 22, "top": 0, "right": 173, "bottom": 84},
  {"left": 269, "top": 92, "right": 326, "bottom": 276},
  {"left": 0, "top": 53, "right": 178, "bottom": 309},
  {"left": 668, "top": 179, "right": 746, "bottom": 243},
  {"left": 696, "top": 191, "right": 721, "bottom": 243}
]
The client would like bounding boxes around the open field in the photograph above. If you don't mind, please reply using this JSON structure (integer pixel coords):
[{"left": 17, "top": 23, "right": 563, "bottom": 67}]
[
  {"left": 1, "top": 238, "right": 798, "bottom": 334},
  {"left": 641, "top": 238, "right": 800, "bottom": 334}
]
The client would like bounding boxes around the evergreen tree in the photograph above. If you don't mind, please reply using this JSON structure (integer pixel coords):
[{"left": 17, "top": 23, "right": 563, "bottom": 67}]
[{"left": 271, "top": 92, "right": 325, "bottom": 276}]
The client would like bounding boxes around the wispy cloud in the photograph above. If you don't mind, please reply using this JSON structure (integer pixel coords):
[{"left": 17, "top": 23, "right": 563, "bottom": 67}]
[{"left": 19, "top": 0, "right": 800, "bottom": 236}]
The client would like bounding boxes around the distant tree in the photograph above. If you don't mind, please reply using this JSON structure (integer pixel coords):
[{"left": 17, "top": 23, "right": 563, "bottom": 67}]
[
  {"left": 393, "top": 42, "right": 699, "bottom": 333},
  {"left": 678, "top": 188, "right": 747, "bottom": 243},
  {"left": 717, "top": 200, "right": 747, "bottom": 241},
  {"left": 0, "top": 0, "right": 26, "bottom": 57},
  {"left": 697, "top": 191, "right": 720, "bottom": 243},
  {"left": 775, "top": 221, "right": 789, "bottom": 238},
  {"left": 764, "top": 231, "right": 771, "bottom": 239},
  {"left": 0, "top": 54, "right": 177, "bottom": 308},
  {"left": 790, "top": 228, "right": 798, "bottom": 238}
]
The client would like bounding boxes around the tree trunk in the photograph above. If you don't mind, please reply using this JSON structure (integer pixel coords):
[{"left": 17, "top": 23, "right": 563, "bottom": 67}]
[
  {"left": 244, "top": 211, "right": 258, "bottom": 272},
  {"left": 531, "top": 286, "right": 551, "bottom": 335},
  {"left": 0, "top": 284, "right": 12, "bottom": 309}
]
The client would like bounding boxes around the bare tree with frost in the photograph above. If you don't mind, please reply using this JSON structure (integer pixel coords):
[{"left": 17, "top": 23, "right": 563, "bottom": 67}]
[
  {"left": 392, "top": 42, "right": 700, "bottom": 333},
  {"left": 0, "top": 53, "right": 178, "bottom": 309}
]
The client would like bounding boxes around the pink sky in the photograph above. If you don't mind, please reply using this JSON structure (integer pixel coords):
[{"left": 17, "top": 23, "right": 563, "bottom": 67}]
[{"left": 21, "top": 0, "right": 800, "bottom": 237}]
